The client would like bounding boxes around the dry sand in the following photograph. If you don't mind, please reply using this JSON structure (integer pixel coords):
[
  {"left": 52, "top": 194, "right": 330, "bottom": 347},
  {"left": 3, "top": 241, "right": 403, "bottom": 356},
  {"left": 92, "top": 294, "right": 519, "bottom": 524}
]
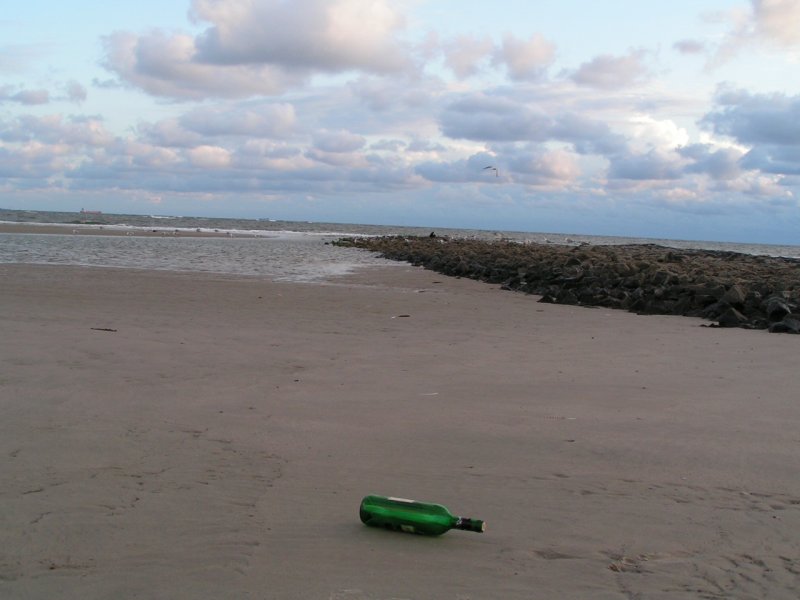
[{"left": 1, "top": 262, "right": 798, "bottom": 599}]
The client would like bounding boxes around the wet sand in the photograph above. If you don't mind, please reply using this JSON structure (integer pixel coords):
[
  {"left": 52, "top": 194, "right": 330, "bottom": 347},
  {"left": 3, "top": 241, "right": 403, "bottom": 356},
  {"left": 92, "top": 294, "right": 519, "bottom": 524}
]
[{"left": 1, "top": 263, "right": 799, "bottom": 599}]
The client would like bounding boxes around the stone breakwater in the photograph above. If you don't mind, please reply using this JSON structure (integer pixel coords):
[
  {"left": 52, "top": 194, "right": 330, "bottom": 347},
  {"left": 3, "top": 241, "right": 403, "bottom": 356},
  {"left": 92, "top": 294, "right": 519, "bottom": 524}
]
[{"left": 334, "top": 236, "right": 800, "bottom": 333}]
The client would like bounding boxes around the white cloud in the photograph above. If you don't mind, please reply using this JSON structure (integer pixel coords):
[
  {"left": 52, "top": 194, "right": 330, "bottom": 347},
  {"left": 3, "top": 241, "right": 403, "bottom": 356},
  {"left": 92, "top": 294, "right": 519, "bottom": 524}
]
[
  {"left": 188, "top": 145, "right": 232, "bottom": 168},
  {"left": 370, "top": 139, "right": 405, "bottom": 152},
  {"left": 550, "top": 112, "right": 627, "bottom": 155},
  {"left": 0, "top": 114, "right": 113, "bottom": 146},
  {"left": 0, "top": 140, "right": 69, "bottom": 177},
  {"left": 137, "top": 119, "right": 205, "bottom": 148},
  {"left": 508, "top": 146, "right": 581, "bottom": 184},
  {"left": 415, "top": 144, "right": 582, "bottom": 189},
  {"left": 102, "top": 30, "right": 301, "bottom": 99},
  {"left": 102, "top": 0, "right": 414, "bottom": 99},
  {"left": 442, "top": 35, "right": 494, "bottom": 79},
  {"left": 65, "top": 81, "right": 88, "bottom": 104},
  {"left": 701, "top": 88, "right": 800, "bottom": 146},
  {"left": 414, "top": 151, "right": 498, "bottom": 183},
  {"left": 415, "top": 30, "right": 557, "bottom": 85},
  {"left": 439, "top": 93, "right": 552, "bottom": 142},
  {"left": 569, "top": 50, "right": 650, "bottom": 89},
  {"left": 438, "top": 90, "right": 630, "bottom": 159},
  {"left": 680, "top": 144, "right": 745, "bottom": 180},
  {"left": 118, "top": 141, "right": 183, "bottom": 169},
  {"left": 235, "top": 140, "right": 310, "bottom": 172},
  {"left": 752, "top": 0, "right": 800, "bottom": 47},
  {"left": 742, "top": 145, "right": 800, "bottom": 175},
  {"left": 1, "top": 81, "right": 86, "bottom": 106},
  {"left": 606, "top": 117, "right": 701, "bottom": 182},
  {"left": 406, "top": 137, "right": 445, "bottom": 153},
  {"left": 493, "top": 33, "right": 555, "bottom": 81},
  {"left": 191, "top": 0, "right": 411, "bottom": 72},
  {"left": 608, "top": 149, "right": 684, "bottom": 181},
  {"left": 710, "top": 0, "right": 800, "bottom": 66},
  {"left": 718, "top": 172, "right": 792, "bottom": 197},
  {"left": 623, "top": 115, "right": 690, "bottom": 153},
  {"left": 673, "top": 39, "right": 706, "bottom": 54},
  {"left": 347, "top": 75, "right": 440, "bottom": 118},
  {"left": 180, "top": 103, "right": 296, "bottom": 138},
  {"left": 0, "top": 86, "right": 49, "bottom": 105},
  {"left": 313, "top": 130, "right": 366, "bottom": 153},
  {"left": 304, "top": 147, "right": 369, "bottom": 168}
]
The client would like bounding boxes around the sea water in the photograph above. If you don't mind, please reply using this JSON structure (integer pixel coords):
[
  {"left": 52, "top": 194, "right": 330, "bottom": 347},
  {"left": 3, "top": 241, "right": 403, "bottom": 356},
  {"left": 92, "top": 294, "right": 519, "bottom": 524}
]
[
  {"left": 1, "top": 209, "right": 799, "bottom": 282},
  {"left": 0, "top": 231, "right": 403, "bottom": 282}
]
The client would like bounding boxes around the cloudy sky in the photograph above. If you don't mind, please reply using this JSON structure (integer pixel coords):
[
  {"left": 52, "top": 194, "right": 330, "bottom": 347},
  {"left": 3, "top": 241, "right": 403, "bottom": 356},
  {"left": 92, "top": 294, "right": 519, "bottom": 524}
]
[{"left": 2, "top": 0, "right": 800, "bottom": 242}]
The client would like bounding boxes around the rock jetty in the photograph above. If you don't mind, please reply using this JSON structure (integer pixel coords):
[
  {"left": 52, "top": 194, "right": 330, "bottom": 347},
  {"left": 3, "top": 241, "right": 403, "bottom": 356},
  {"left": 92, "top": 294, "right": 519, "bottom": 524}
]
[{"left": 334, "top": 236, "right": 800, "bottom": 333}]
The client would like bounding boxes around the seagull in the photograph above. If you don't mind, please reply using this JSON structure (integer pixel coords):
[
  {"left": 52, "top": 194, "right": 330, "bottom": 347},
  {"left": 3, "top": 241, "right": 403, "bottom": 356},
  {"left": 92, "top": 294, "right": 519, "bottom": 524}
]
[{"left": 483, "top": 166, "right": 499, "bottom": 177}]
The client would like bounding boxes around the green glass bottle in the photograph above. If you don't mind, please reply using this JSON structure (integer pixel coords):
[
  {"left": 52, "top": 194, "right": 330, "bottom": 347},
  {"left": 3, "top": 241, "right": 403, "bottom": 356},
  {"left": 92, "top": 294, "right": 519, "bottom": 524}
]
[{"left": 359, "top": 494, "right": 485, "bottom": 536}]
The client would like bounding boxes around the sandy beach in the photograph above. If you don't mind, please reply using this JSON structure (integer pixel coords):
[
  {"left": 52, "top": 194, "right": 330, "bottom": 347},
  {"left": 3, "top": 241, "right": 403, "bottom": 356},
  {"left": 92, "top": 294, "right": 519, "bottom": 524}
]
[{"left": 1, "top": 262, "right": 799, "bottom": 599}]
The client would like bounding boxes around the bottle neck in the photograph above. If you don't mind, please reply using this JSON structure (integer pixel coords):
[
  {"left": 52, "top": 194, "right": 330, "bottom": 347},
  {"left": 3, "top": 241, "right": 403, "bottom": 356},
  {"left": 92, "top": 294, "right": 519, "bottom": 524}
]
[{"left": 453, "top": 517, "right": 485, "bottom": 533}]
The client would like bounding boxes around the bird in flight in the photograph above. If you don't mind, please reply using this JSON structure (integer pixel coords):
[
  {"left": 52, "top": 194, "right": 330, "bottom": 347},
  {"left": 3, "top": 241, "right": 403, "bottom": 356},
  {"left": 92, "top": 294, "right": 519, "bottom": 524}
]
[{"left": 483, "top": 166, "right": 499, "bottom": 177}]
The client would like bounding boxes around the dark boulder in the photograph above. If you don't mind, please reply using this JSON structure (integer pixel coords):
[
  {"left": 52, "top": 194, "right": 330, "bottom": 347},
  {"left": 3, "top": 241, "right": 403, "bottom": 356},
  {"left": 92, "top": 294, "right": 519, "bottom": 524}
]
[
  {"left": 768, "top": 316, "right": 800, "bottom": 334},
  {"left": 721, "top": 284, "right": 747, "bottom": 307},
  {"left": 717, "top": 307, "right": 749, "bottom": 328},
  {"left": 333, "top": 236, "right": 800, "bottom": 333},
  {"left": 764, "top": 296, "right": 792, "bottom": 321}
]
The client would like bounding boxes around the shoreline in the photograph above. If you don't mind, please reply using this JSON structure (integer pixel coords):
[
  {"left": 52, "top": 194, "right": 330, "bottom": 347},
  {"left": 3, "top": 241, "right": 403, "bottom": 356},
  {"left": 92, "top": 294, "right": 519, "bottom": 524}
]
[
  {"left": 2, "top": 262, "right": 799, "bottom": 598},
  {"left": 0, "top": 222, "right": 260, "bottom": 238}
]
